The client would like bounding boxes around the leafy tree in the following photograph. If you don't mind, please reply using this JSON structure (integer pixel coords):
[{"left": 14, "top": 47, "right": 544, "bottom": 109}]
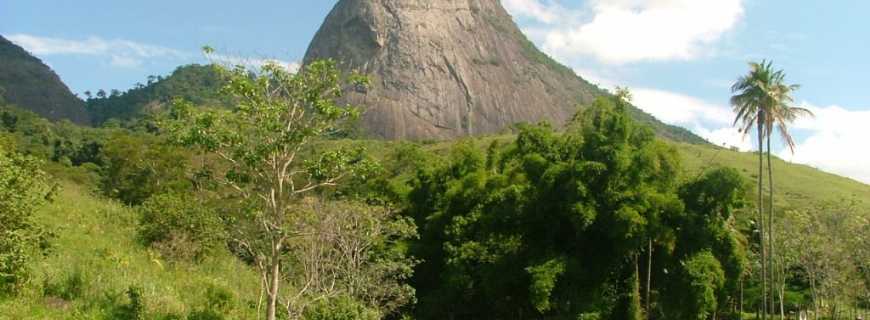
[
  {"left": 408, "top": 95, "right": 689, "bottom": 319},
  {"left": 164, "top": 56, "right": 374, "bottom": 320},
  {"left": 100, "top": 133, "right": 191, "bottom": 205},
  {"left": 660, "top": 167, "right": 749, "bottom": 319},
  {"left": 0, "top": 146, "right": 53, "bottom": 295}
]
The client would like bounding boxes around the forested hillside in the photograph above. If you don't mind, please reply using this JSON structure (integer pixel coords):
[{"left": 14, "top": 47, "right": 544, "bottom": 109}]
[
  {"left": 0, "top": 35, "right": 89, "bottom": 125},
  {"left": 85, "top": 64, "right": 228, "bottom": 126}
]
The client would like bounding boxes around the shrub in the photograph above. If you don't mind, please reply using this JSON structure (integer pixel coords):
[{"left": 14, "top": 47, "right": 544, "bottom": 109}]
[
  {"left": 101, "top": 133, "right": 191, "bottom": 205},
  {"left": 138, "top": 192, "right": 225, "bottom": 261},
  {"left": 0, "top": 147, "right": 52, "bottom": 295},
  {"left": 303, "top": 296, "right": 380, "bottom": 320}
]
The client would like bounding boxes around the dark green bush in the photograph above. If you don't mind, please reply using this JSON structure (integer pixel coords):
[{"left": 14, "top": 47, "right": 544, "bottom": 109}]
[
  {"left": 137, "top": 192, "right": 225, "bottom": 261},
  {"left": 187, "top": 309, "right": 224, "bottom": 320},
  {"left": 111, "top": 285, "right": 146, "bottom": 320},
  {"left": 43, "top": 269, "right": 86, "bottom": 300},
  {"left": 303, "top": 296, "right": 380, "bottom": 320},
  {"left": 101, "top": 133, "right": 191, "bottom": 205}
]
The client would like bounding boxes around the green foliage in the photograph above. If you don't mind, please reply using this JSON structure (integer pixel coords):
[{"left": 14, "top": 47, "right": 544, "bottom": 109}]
[
  {"left": 673, "top": 251, "right": 727, "bottom": 320},
  {"left": 164, "top": 58, "right": 380, "bottom": 319},
  {"left": 0, "top": 36, "right": 89, "bottom": 124},
  {"left": 0, "top": 147, "right": 52, "bottom": 295},
  {"left": 0, "top": 181, "right": 261, "bottom": 318},
  {"left": 137, "top": 192, "right": 226, "bottom": 261},
  {"left": 407, "top": 95, "right": 750, "bottom": 319},
  {"left": 409, "top": 96, "right": 691, "bottom": 318},
  {"left": 42, "top": 269, "right": 85, "bottom": 300},
  {"left": 302, "top": 295, "right": 380, "bottom": 320},
  {"left": 111, "top": 285, "right": 146, "bottom": 320},
  {"left": 526, "top": 257, "right": 567, "bottom": 313},
  {"left": 86, "top": 64, "right": 228, "bottom": 126},
  {"left": 100, "top": 133, "right": 191, "bottom": 205}
]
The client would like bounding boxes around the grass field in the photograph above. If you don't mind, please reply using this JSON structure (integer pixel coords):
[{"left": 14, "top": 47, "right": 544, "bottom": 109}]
[{"left": 0, "top": 182, "right": 261, "bottom": 319}]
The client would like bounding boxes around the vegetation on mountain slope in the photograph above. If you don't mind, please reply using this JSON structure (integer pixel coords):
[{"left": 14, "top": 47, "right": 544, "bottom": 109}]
[
  {"left": 0, "top": 53, "right": 867, "bottom": 319},
  {"left": 85, "top": 64, "right": 228, "bottom": 126},
  {"left": 0, "top": 35, "right": 89, "bottom": 125}
]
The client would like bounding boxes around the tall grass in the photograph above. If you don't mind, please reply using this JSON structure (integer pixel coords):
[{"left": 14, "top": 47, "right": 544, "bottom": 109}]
[{"left": 0, "top": 181, "right": 261, "bottom": 319}]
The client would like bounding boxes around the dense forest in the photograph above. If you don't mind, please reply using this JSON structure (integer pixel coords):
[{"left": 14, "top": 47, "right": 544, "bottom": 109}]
[{"left": 0, "top": 59, "right": 867, "bottom": 320}]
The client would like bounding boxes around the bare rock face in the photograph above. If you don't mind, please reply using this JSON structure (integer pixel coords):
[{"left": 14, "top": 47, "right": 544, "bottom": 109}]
[{"left": 304, "top": 0, "right": 602, "bottom": 140}]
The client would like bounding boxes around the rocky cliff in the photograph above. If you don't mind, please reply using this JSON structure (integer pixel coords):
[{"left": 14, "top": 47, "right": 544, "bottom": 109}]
[
  {"left": 304, "top": 0, "right": 704, "bottom": 143},
  {"left": 0, "top": 35, "right": 90, "bottom": 125}
]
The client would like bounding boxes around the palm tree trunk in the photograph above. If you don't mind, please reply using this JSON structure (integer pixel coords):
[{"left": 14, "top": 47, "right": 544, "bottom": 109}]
[
  {"left": 758, "top": 121, "right": 767, "bottom": 320},
  {"left": 767, "top": 137, "right": 783, "bottom": 320}
]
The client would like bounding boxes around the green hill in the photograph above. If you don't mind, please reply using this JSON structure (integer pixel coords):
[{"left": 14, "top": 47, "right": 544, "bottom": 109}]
[
  {"left": 86, "top": 64, "right": 228, "bottom": 126},
  {"left": 676, "top": 142, "right": 870, "bottom": 210},
  {"left": 0, "top": 35, "right": 90, "bottom": 125}
]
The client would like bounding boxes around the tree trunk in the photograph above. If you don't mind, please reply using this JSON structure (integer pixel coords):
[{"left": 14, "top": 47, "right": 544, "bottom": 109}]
[
  {"left": 758, "top": 120, "right": 767, "bottom": 320},
  {"left": 740, "top": 277, "right": 744, "bottom": 320},
  {"left": 809, "top": 269, "right": 818, "bottom": 320},
  {"left": 266, "top": 249, "right": 281, "bottom": 320},
  {"left": 646, "top": 239, "right": 652, "bottom": 319},
  {"left": 767, "top": 137, "right": 781, "bottom": 320}
]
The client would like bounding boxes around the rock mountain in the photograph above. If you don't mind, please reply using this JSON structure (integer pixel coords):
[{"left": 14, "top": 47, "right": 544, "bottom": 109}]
[
  {"left": 305, "top": 0, "right": 703, "bottom": 142},
  {"left": 0, "top": 35, "right": 90, "bottom": 125}
]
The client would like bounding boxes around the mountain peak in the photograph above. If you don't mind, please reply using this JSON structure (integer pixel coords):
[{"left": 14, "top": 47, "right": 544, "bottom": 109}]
[
  {"left": 0, "top": 35, "right": 90, "bottom": 125},
  {"left": 304, "top": 0, "right": 604, "bottom": 140}
]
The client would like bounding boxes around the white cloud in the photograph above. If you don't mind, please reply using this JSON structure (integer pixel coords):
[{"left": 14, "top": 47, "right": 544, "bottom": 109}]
[
  {"left": 629, "top": 88, "right": 870, "bottom": 184},
  {"left": 503, "top": 0, "right": 745, "bottom": 64},
  {"left": 628, "top": 87, "right": 753, "bottom": 151},
  {"left": 694, "top": 126, "right": 754, "bottom": 151},
  {"left": 779, "top": 104, "right": 870, "bottom": 184},
  {"left": 631, "top": 88, "right": 732, "bottom": 126},
  {"left": 502, "top": 0, "right": 564, "bottom": 24},
  {"left": 208, "top": 53, "right": 299, "bottom": 73},
  {"left": 7, "top": 34, "right": 188, "bottom": 68}
]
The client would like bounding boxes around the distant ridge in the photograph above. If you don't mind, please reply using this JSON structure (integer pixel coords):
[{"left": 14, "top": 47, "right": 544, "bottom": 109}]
[
  {"left": 304, "top": 0, "right": 705, "bottom": 143},
  {"left": 85, "top": 64, "right": 227, "bottom": 125},
  {"left": 0, "top": 35, "right": 90, "bottom": 125}
]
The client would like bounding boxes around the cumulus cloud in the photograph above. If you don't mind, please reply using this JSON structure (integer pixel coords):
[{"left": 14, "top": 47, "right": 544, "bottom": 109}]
[
  {"left": 629, "top": 89, "right": 870, "bottom": 184},
  {"left": 779, "top": 104, "right": 870, "bottom": 184},
  {"left": 7, "top": 34, "right": 188, "bottom": 68},
  {"left": 503, "top": 0, "right": 745, "bottom": 64},
  {"left": 627, "top": 87, "right": 753, "bottom": 150}
]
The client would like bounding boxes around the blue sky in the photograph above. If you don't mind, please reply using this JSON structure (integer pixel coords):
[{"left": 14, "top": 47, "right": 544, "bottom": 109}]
[{"left": 2, "top": 0, "right": 869, "bottom": 184}]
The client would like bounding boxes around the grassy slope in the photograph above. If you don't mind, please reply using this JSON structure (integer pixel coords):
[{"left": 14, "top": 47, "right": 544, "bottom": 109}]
[
  {"left": 0, "top": 181, "right": 260, "bottom": 319},
  {"left": 675, "top": 142, "right": 870, "bottom": 212}
]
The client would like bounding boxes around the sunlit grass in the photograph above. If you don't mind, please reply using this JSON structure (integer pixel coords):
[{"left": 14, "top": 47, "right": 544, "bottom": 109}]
[{"left": 0, "top": 181, "right": 261, "bottom": 319}]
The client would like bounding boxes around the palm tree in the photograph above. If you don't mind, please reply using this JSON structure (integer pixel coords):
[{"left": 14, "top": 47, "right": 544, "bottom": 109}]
[
  {"left": 731, "top": 60, "right": 813, "bottom": 319},
  {"left": 732, "top": 60, "right": 771, "bottom": 319}
]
